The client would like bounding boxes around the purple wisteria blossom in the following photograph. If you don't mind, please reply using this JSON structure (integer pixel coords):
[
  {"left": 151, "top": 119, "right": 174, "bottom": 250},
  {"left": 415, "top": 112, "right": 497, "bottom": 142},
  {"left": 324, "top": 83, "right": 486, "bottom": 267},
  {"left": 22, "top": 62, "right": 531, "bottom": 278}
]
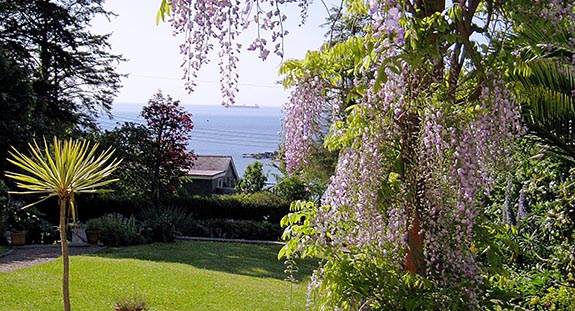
[{"left": 169, "top": 0, "right": 307, "bottom": 105}]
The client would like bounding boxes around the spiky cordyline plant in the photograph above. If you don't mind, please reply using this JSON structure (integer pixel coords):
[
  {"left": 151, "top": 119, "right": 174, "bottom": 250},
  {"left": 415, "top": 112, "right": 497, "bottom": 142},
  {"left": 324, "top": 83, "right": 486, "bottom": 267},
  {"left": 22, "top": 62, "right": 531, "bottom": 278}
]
[{"left": 5, "top": 137, "right": 121, "bottom": 311}]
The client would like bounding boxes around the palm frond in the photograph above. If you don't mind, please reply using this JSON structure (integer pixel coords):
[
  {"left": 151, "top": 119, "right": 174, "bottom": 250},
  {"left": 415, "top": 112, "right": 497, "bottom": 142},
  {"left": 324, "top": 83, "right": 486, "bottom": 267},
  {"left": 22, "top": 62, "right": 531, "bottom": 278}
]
[{"left": 503, "top": 17, "right": 575, "bottom": 162}]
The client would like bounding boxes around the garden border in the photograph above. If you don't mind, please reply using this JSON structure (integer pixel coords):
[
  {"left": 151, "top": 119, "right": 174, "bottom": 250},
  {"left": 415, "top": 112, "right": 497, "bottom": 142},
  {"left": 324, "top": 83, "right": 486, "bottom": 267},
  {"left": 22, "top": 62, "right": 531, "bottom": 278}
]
[
  {"left": 0, "top": 248, "right": 14, "bottom": 258},
  {"left": 176, "top": 236, "right": 285, "bottom": 246}
]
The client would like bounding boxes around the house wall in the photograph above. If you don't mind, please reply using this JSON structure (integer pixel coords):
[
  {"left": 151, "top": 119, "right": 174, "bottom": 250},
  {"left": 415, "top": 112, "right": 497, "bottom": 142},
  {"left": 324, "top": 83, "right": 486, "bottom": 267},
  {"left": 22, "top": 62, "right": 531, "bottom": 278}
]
[
  {"left": 183, "top": 179, "right": 214, "bottom": 196},
  {"left": 222, "top": 169, "right": 238, "bottom": 188}
]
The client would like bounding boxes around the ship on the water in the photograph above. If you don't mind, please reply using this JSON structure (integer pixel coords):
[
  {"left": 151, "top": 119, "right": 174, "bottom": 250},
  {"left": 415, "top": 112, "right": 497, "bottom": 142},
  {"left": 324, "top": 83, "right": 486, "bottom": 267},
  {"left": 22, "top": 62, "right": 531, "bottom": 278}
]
[{"left": 228, "top": 104, "right": 260, "bottom": 109}]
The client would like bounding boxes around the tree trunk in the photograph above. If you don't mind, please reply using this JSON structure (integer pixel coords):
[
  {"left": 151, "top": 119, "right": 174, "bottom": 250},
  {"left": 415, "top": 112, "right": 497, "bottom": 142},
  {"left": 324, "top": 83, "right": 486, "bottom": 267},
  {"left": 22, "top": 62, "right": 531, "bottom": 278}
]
[
  {"left": 401, "top": 112, "right": 426, "bottom": 275},
  {"left": 59, "top": 198, "right": 70, "bottom": 311}
]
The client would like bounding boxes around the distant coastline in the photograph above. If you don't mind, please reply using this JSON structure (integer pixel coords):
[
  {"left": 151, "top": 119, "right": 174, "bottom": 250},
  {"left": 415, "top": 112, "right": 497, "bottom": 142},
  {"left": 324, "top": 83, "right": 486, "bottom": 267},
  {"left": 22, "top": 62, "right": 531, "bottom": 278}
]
[{"left": 242, "top": 151, "right": 277, "bottom": 160}]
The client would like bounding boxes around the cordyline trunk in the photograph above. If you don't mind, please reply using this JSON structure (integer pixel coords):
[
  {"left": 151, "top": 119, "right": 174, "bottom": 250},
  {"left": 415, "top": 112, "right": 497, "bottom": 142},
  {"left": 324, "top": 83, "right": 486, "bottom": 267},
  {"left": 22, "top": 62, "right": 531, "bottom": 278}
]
[{"left": 59, "top": 198, "right": 70, "bottom": 311}]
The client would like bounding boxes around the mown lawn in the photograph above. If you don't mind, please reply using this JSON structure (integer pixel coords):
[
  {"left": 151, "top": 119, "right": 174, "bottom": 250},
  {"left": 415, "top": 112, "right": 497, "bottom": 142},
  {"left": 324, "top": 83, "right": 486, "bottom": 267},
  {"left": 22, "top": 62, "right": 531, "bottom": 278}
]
[{"left": 0, "top": 240, "right": 316, "bottom": 311}]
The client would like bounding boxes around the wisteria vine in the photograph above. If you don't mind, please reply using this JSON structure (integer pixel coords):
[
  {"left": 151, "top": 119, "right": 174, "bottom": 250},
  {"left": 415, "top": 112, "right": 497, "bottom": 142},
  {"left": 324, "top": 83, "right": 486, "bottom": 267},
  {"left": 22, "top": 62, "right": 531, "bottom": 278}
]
[
  {"left": 166, "top": 0, "right": 574, "bottom": 309},
  {"left": 280, "top": 0, "right": 524, "bottom": 307}
]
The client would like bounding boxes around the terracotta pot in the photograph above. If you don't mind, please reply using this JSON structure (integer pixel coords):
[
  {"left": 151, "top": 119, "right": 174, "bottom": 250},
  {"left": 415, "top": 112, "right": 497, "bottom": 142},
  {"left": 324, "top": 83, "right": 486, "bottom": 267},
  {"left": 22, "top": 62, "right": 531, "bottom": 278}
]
[
  {"left": 11, "top": 231, "right": 27, "bottom": 246},
  {"left": 85, "top": 230, "right": 100, "bottom": 244}
]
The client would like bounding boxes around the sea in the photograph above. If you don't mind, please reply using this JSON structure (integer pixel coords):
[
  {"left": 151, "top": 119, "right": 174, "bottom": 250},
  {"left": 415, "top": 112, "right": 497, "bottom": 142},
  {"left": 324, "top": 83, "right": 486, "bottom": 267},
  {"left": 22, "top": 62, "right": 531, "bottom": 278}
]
[{"left": 98, "top": 104, "right": 283, "bottom": 183}]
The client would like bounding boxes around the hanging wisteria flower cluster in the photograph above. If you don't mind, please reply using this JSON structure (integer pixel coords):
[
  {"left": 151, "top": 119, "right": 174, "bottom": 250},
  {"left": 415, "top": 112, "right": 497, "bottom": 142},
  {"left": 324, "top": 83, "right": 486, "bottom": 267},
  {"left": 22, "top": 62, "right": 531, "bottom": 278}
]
[
  {"left": 168, "top": 0, "right": 309, "bottom": 106},
  {"left": 418, "top": 80, "right": 523, "bottom": 300},
  {"left": 283, "top": 74, "right": 327, "bottom": 173}
]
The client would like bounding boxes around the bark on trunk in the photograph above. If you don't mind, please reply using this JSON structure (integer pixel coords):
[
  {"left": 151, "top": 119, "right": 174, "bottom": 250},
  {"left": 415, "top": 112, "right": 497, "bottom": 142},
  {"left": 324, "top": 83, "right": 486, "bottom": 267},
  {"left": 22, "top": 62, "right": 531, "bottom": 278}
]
[{"left": 59, "top": 198, "right": 70, "bottom": 311}]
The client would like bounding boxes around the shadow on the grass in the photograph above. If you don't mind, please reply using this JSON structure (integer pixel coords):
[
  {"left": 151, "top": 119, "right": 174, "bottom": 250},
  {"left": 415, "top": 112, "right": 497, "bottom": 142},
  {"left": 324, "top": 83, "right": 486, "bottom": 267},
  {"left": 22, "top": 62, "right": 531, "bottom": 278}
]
[{"left": 91, "top": 240, "right": 316, "bottom": 281}]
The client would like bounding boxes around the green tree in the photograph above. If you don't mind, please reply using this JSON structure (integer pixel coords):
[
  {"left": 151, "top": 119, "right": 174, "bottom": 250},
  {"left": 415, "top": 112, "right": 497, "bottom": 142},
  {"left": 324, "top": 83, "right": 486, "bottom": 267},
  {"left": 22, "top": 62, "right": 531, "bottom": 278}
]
[
  {"left": 0, "top": 46, "right": 35, "bottom": 177},
  {"left": 5, "top": 137, "right": 121, "bottom": 311},
  {"left": 235, "top": 161, "right": 268, "bottom": 194},
  {"left": 0, "top": 0, "right": 123, "bottom": 136},
  {"left": 99, "top": 122, "right": 153, "bottom": 199}
]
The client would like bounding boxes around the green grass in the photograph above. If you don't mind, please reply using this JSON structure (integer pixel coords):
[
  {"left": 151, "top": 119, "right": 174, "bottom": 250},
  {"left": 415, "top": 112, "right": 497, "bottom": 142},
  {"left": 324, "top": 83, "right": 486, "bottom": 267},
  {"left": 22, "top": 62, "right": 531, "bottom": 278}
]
[{"left": 0, "top": 240, "right": 317, "bottom": 311}]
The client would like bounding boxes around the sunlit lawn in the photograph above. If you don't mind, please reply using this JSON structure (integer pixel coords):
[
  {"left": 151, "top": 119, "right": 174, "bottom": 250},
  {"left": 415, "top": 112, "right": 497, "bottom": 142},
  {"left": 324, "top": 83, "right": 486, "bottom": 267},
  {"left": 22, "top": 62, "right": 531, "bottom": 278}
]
[{"left": 0, "top": 240, "right": 316, "bottom": 311}]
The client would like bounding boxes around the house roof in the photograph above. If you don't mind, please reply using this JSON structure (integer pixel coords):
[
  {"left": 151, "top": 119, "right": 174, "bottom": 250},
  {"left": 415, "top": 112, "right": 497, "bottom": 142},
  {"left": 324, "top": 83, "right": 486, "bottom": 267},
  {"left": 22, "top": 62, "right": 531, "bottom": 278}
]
[{"left": 188, "top": 155, "right": 239, "bottom": 179}]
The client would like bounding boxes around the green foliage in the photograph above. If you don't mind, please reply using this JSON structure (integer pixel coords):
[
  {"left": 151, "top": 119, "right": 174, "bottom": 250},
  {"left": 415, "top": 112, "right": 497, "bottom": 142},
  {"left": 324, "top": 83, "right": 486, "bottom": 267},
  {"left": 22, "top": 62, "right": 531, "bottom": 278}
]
[
  {"left": 155, "top": 0, "right": 171, "bottom": 24},
  {"left": 174, "top": 191, "right": 290, "bottom": 223},
  {"left": 6, "top": 204, "right": 57, "bottom": 244},
  {"left": 138, "top": 205, "right": 193, "bottom": 243},
  {"left": 0, "top": 48, "right": 35, "bottom": 177},
  {"left": 98, "top": 123, "right": 152, "bottom": 200},
  {"left": 479, "top": 142, "right": 575, "bottom": 309},
  {"left": 274, "top": 145, "right": 338, "bottom": 203},
  {"left": 279, "top": 201, "right": 321, "bottom": 260},
  {"left": 280, "top": 36, "right": 370, "bottom": 104},
  {"left": 0, "top": 180, "right": 8, "bottom": 245},
  {"left": 235, "top": 161, "right": 268, "bottom": 194},
  {"left": 498, "top": 8, "right": 575, "bottom": 163},
  {"left": 36, "top": 191, "right": 290, "bottom": 228},
  {"left": 273, "top": 176, "right": 310, "bottom": 202},
  {"left": 113, "top": 294, "right": 149, "bottom": 311},
  {"left": 98, "top": 213, "right": 145, "bottom": 247}
]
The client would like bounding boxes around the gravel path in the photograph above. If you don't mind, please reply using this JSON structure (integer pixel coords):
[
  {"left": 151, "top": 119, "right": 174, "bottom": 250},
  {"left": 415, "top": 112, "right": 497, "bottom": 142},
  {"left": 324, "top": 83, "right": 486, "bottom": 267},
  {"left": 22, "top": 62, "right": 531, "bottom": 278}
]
[{"left": 0, "top": 244, "right": 106, "bottom": 273}]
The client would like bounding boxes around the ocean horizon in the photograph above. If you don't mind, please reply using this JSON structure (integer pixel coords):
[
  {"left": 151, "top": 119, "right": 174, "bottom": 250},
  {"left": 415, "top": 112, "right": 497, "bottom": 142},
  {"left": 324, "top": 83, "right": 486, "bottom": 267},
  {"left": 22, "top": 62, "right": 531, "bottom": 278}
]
[{"left": 98, "top": 104, "right": 283, "bottom": 182}]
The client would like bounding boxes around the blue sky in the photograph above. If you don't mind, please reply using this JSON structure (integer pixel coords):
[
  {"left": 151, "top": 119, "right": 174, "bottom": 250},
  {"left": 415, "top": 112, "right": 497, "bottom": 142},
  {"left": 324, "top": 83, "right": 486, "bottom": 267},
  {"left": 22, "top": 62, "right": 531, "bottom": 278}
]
[{"left": 91, "top": 0, "right": 338, "bottom": 107}]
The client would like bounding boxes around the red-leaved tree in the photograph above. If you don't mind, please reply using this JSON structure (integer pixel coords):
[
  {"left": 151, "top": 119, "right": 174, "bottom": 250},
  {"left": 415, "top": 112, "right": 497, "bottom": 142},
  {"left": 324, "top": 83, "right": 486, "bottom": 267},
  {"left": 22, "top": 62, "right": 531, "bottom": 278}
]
[{"left": 142, "top": 90, "right": 195, "bottom": 206}]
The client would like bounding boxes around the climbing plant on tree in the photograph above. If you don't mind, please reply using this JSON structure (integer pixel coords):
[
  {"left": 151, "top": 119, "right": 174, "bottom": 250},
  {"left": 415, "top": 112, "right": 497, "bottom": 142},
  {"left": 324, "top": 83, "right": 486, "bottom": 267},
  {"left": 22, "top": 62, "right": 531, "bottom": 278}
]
[{"left": 161, "top": 0, "right": 575, "bottom": 309}]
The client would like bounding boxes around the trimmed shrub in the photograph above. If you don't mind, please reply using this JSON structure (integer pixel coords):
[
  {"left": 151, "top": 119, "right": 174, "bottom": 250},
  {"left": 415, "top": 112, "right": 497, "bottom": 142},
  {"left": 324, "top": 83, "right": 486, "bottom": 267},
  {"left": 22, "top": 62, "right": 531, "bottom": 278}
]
[
  {"left": 99, "top": 213, "right": 145, "bottom": 246},
  {"left": 35, "top": 195, "right": 146, "bottom": 225},
  {"left": 173, "top": 191, "right": 290, "bottom": 223},
  {"left": 37, "top": 192, "right": 289, "bottom": 224}
]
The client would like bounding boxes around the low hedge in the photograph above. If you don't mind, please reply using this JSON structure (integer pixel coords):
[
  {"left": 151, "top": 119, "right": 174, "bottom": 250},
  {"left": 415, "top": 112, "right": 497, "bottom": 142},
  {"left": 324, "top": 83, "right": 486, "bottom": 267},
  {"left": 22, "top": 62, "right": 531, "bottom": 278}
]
[
  {"left": 35, "top": 191, "right": 290, "bottom": 223},
  {"left": 184, "top": 219, "right": 282, "bottom": 241},
  {"left": 34, "top": 196, "right": 145, "bottom": 224},
  {"left": 173, "top": 192, "right": 291, "bottom": 223}
]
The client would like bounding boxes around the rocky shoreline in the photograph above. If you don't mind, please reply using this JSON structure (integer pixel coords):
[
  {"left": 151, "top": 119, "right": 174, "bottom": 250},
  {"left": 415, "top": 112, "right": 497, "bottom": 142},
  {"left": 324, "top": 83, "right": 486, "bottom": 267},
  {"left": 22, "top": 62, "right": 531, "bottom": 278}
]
[{"left": 242, "top": 151, "right": 277, "bottom": 160}]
